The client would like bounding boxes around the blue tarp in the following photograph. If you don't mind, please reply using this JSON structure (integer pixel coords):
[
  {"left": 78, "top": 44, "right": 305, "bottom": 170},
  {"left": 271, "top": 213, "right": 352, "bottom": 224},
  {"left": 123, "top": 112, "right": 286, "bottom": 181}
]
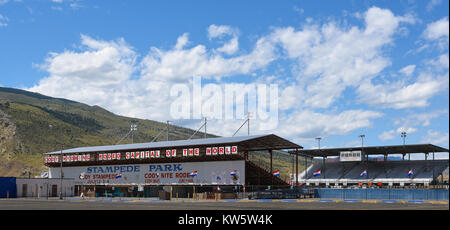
[
  {"left": 0, "top": 177, "right": 17, "bottom": 198},
  {"left": 315, "top": 188, "right": 449, "bottom": 200}
]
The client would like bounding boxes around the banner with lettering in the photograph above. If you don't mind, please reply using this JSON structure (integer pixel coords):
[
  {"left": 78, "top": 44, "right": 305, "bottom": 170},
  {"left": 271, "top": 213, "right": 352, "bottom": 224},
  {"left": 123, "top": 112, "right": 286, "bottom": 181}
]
[{"left": 49, "top": 160, "right": 245, "bottom": 185}]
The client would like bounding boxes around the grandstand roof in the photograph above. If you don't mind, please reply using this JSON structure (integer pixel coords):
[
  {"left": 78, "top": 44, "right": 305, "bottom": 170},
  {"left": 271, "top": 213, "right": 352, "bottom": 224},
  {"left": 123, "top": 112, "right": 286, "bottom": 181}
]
[
  {"left": 45, "top": 134, "right": 302, "bottom": 155},
  {"left": 295, "top": 144, "right": 449, "bottom": 158}
]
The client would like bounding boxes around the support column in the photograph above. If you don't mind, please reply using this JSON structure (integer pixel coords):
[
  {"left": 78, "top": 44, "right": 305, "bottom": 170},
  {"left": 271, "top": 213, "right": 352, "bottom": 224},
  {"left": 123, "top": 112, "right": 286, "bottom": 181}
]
[
  {"left": 432, "top": 151, "right": 435, "bottom": 184},
  {"left": 295, "top": 149, "right": 299, "bottom": 187},
  {"left": 304, "top": 154, "right": 307, "bottom": 182},
  {"left": 269, "top": 149, "right": 273, "bottom": 186},
  {"left": 269, "top": 150, "right": 273, "bottom": 174}
]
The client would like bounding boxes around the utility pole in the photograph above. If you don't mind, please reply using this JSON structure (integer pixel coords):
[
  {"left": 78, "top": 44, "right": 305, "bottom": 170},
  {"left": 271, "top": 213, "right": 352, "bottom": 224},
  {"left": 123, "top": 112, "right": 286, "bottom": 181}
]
[
  {"left": 50, "top": 124, "right": 64, "bottom": 200},
  {"left": 401, "top": 131, "right": 408, "bottom": 160},
  {"left": 204, "top": 117, "right": 207, "bottom": 138},
  {"left": 60, "top": 142, "right": 63, "bottom": 200},
  {"left": 130, "top": 121, "right": 138, "bottom": 144},
  {"left": 247, "top": 113, "right": 251, "bottom": 136},
  {"left": 315, "top": 137, "right": 321, "bottom": 150},
  {"left": 232, "top": 113, "right": 251, "bottom": 137},
  {"left": 166, "top": 121, "right": 171, "bottom": 141},
  {"left": 359, "top": 134, "right": 367, "bottom": 181},
  {"left": 316, "top": 137, "right": 323, "bottom": 181}
]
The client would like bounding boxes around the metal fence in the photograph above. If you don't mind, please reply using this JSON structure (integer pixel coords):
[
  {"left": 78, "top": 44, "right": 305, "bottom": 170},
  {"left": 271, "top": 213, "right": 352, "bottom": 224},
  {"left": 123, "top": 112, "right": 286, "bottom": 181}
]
[
  {"left": 315, "top": 188, "right": 449, "bottom": 200},
  {"left": 247, "top": 187, "right": 315, "bottom": 199}
]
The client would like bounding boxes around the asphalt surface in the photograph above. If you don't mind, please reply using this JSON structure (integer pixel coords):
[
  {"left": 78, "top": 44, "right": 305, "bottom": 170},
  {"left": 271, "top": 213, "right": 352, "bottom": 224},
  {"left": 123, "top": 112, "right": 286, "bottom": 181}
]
[{"left": 0, "top": 198, "right": 448, "bottom": 210}]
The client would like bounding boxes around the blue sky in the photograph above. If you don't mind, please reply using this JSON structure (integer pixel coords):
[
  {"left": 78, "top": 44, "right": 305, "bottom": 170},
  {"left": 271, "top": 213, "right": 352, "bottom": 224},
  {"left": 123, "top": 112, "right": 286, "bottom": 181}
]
[{"left": 0, "top": 0, "right": 449, "bottom": 157}]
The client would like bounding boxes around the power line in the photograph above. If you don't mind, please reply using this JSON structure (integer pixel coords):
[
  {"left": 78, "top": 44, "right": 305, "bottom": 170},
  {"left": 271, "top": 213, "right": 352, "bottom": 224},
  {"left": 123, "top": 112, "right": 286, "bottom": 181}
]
[
  {"left": 232, "top": 113, "right": 252, "bottom": 137},
  {"left": 188, "top": 117, "right": 208, "bottom": 140}
]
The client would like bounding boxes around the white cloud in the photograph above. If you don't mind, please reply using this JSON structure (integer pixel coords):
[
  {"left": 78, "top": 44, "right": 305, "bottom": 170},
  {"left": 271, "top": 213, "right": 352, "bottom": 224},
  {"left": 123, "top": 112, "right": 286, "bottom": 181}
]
[
  {"left": 51, "top": 0, "right": 83, "bottom": 10},
  {"left": 27, "top": 32, "right": 279, "bottom": 122},
  {"left": 399, "top": 64, "right": 416, "bottom": 76},
  {"left": 140, "top": 32, "right": 275, "bottom": 81},
  {"left": 394, "top": 110, "right": 448, "bottom": 127},
  {"left": 174, "top": 32, "right": 189, "bottom": 50},
  {"left": 216, "top": 36, "right": 239, "bottom": 55},
  {"left": 0, "top": 14, "right": 9, "bottom": 27},
  {"left": 208, "top": 25, "right": 240, "bottom": 55},
  {"left": 421, "top": 130, "right": 449, "bottom": 147},
  {"left": 396, "top": 127, "right": 417, "bottom": 134},
  {"left": 207, "top": 24, "right": 238, "bottom": 39},
  {"left": 51, "top": 6, "right": 63, "bottom": 11},
  {"left": 276, "top": 109, "right": 383, "bottom": 139},
  {"left": 28, "top": 34, "right": 142, "bottom": 118},
  {"left": 275, "top": 7, "right": 415, "bottom": 110},
  {"left": 423, "top": 17, "right": 449, "bottom": 41},
  {"left": 379, "top": 130, "right": 397, "bottom": 141},
  {"left": 426, "top": 0, "right": 442, "bottom": 12},
  {"left": 0, "top": 0, "right": 9, "bottom": 6},
  {"left": 36, "top": 34, "right": 136, "bottom": 87},
  {"left": 184, "top": 109, "right": 383, "bottom": 143},
  {"left": 26, "top": 7, "right": 432, "bottom": 143},
  {"left": 357, "top": 72, "right": 448, "bottom": 109},
  {"left": 379, "top": 126, "right": 418, "bottom": 142},
  {"left": 426, "top": 54, "right": 449, "bottom": 71},
  {"left": 293, "top": 6, "right": 304, "bottom": 14}
]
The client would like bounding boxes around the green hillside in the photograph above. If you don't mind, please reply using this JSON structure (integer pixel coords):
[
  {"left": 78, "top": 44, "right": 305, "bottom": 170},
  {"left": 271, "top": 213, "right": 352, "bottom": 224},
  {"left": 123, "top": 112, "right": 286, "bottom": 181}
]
[
  {"left": 0, "top": 87, "right": 304, "bottom": 180},
  {"left": 0, "top": 87, "right": 216, "bottom": 177}
]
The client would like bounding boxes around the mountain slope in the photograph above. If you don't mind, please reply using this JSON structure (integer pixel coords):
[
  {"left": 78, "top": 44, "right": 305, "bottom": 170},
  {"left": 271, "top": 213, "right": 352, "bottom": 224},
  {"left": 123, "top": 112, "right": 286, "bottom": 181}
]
[{"left": 0, "top": 87, "right": 216, "bottom": 177}]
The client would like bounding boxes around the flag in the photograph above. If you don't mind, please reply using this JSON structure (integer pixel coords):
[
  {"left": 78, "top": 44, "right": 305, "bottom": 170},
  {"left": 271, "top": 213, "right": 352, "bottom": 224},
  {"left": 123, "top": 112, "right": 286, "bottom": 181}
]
[
  {"left": 313, "top": 170, "right": 321, "bottom": 177},
  {"left": 230, "top": 170, "right": 238, "bottom": 177},
  {"left": 115, "top": 172, "right": 122, "bottom": 179},
  {"left": 189, "top": 171, "right": 198, "bottom": 177},
  {"left": 273, "top": 170, "right": 280, "bottom": 177},
  {"left": 360, "top": 169, "right": 367, "bottom": 177},
  {"left": 407, "top": 169, "right": 413, "bottom": 176}
]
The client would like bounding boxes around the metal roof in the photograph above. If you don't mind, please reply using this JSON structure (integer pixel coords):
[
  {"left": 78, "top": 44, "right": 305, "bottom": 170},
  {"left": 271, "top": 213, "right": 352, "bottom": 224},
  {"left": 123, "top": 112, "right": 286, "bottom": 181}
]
[
  {"left": 45, "top": 134, "right": 302, "bottom": 155},
  {"left": 295, "top": 144, "right": 449, "bottom": 157}
]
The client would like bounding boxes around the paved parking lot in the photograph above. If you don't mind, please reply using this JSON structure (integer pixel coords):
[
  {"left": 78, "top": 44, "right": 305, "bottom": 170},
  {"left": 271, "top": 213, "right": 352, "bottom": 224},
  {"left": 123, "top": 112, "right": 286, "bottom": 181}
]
[{"left": 0, "top": 198, "right": 448, "bottom": 210}]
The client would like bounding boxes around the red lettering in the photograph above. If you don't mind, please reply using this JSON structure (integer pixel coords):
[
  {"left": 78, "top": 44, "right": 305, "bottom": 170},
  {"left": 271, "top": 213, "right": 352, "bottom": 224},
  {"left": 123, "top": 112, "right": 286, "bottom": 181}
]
[
  {"left": 144, "top": 173, "right": 159, "bottom": 178},
  {"left": 175, "top": 173, "right": 190, "bottom": 178}
]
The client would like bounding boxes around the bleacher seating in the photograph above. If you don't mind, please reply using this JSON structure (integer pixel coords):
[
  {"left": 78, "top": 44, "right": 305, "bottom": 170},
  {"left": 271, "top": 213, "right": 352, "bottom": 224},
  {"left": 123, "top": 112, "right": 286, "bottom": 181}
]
[{"left": 295, "top": 159, "right": 448, "bottom": 185}]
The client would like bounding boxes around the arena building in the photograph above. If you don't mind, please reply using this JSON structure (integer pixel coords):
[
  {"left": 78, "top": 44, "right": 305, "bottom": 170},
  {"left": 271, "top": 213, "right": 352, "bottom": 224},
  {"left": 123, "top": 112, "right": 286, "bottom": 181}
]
[
  {"left": 291, "top": 144, "right": 449, "bottom": 187},
  {"left": 43, "top": 134, "right": 302, "bottom": 198}
]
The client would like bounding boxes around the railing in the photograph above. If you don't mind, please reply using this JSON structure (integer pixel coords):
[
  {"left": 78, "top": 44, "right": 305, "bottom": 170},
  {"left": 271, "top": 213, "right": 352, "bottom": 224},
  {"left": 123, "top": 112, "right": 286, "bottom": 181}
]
[
  {"left": 247, "top": 187, "right": 315, "bottom": 199},
  {"left": 315, "top": 188, "right": 449, "bottom": 200},
  {"left": 245, "top": 158, "right": 289, "bottom": 185}
]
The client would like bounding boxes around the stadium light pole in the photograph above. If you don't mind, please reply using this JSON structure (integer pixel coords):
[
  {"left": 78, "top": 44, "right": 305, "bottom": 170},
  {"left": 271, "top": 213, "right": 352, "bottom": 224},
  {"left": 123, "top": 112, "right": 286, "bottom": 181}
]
[
  {"left": 315, "top": 137, "right": 323, "bottom": 183},
  {"left": 359, "top": 134, "right": 365, "bottom": 149},
  {"left": 50, "top": 124, "right": 64, "bottom": 200},
  {"left": 130, "top": 122, "right": 138, "bottom": 144},
  {"left": 401, "top": 131, "right": 408, "bottom": 161},
  {"left": 315, "top": 137, "right": 321, "bottom": 150},
  {"left": 204, "top": 117, "right": 207, "bottom": 139},
  {"left": 401, "top": 131, "right": 406, "bottom": 145},
  {"left": 247, "top": 112, "right": 252, "bottom": 136},
  {"left": 166, "top": 120, "right": 171, "bottom": 141},
  {"left": 359, "top": 134, "right": 367, "bottom": 182}
]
